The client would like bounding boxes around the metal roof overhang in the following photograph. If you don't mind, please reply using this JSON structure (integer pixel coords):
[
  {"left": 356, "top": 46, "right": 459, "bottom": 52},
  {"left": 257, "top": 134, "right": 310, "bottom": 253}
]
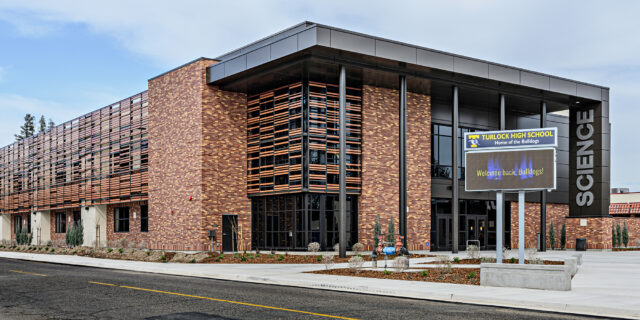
[{"left": 206, "top": 22, "right": 609, "bottom": 110}]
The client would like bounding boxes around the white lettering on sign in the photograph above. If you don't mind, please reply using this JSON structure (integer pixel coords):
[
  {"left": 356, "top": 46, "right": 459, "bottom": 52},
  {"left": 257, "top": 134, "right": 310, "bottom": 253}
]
[{"left": 576, "top": 109, "right": 594, "bottom": 207}]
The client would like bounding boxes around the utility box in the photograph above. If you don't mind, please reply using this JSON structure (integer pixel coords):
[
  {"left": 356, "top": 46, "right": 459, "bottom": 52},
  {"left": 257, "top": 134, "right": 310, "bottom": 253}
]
[
  {"left": 208, "top": 230, "right": 216, "bottom": 240},
  {"left": 576, "top": 238, "right": 587, "bottom": 251}
]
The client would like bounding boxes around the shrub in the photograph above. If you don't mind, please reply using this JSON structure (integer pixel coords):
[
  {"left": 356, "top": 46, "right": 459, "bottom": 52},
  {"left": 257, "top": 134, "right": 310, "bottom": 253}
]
[
  {"left": 467, "top": 271, "right": 476, "bottom": 279},
  {"left": 510, "top": 257, "right": 516, "bottom": 263},
  {"left": 466, "top": 244, "right": 479, "bottom": 260},
  {"left": 16, "top": 228, "right": 29, "bottom": 245},
  {"left": 383, "top": 270, "right": 391, "bottom": 275},
  {"left": 453, "top": 257, "right": 460, "bottom": 263},
  {"left": 190, "top": 259, "right": 196, "bottom": 263},
  {"left": 348, "top": 256, "right": 364, "bottom": 273},
  {"left": 352, "top": 242, "right": 364, "bottom": 254},
  {"left": 613, "top": 225, "right": 617, "bottom": 247},
  {"left": 316, "top": 255, "right": 322, "bottom": 262},
  {"left": 421, "top": 270, "right": 428, "bottom": 277},
  {"left": 387, "top": 218, "right": 395, "bottom": 244},
  {"left": 277, "top": 255, "right": 284, "bottom": 261},
  {"left": 549, "top": 221, "right": 555, "bottom": 249},
  {"left": 373, "top": 214, "right": 382, "bottom": 248},
  {"left": 560, "top": 222, "right": 566, "bottom": 249},
  {"left": 50, "top": 248, "right": 55, "bottom": 253},
  {"left": 617, "top": 224, "right": 622, "bottom": 247},
  {"left": 623, "top": 223, "right": 629, "bottom": 248},
  {"left": 160, "top": 255, "right": 167, "bottom": 263},
  {"left": 480, "top": 256, "right": 496, "bottom": 263},
  {"left": 218, "top": 254, "right": 225, "bottom": 259},
  {"left": 240, "top": 255, "right": 247, "bottom": 262},
  {"left": 146, "top": 251, "right": 151, "bottom": 256},
  {"left": 322, "top": 254, "right": 335, "bottom": 270},
  {"left": 107, "top": 248, "right": 113, "bottom": 253},
  {"left": 307, "top": 242, "right": 320, "bottom": 253},
  {"left": 233, "top": 253, "right": 240, "bottom": 259},
  {"left": 435, "top": 256, "right": 452, "bottom": 274},
  {"left": 268, "top": 254, "right": 275, "bottom": 258},
  {"left": 393, "top": 256, "right": 409, "bottom": 273},
  {"left": 118, "top": 248, "right": 124, "bottom": 254}
]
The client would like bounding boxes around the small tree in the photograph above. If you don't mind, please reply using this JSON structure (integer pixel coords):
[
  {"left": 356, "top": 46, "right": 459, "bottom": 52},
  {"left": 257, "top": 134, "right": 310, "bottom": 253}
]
[
  {"left": 387, "top": 218, "right": 395, "bottom": 244},
  {"left": 622, "top": 222, "right": 629, "bottom": 248},
  {"left": 549, "top": 220, "right": 555, "bottom": 249},
  {"left": 38, "top": 116, "right": 47, "bottom": 133},
  {"left": 48, "top": 118, "right": 55, "bottom": 130},
  {"left": 612, "top": 224, "right": 617, "bottom": 247},
  {"left": 15, "top": 113, "right": 35, "bottom": 141},
  {"left": 616, "top": 224, "right": 622, "bottom": 247},
  {"left": 373, "top": 214, "right": 382, "bottom": 248},
  {"left": 560, "top": 222, "right": 566, "bottom": 249}
]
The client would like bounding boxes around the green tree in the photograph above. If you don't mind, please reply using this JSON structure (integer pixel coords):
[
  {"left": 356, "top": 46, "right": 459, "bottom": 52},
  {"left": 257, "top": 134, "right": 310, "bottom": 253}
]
[
  {"left": 622, "top": 222, "right": 629, "bottom": 248},
  {"left": 48, "top": 118, "right": 55, "bottom": 130},
  {"left": 612, "top": 224, "right": 618, "bottom": 247},
  {"left": 549, "top": 220, "right": 555, "bottom": 249},
  {"left": 616, "top": 224, "right": 622, "bottom": 247},
  {"left": 15, "top": 113, "right": 35, "bottom": 141},
  {"left": 373, "top": 214, "right": 382, "bottom": 248},
  {"left": 38, "top": 115, "right": 47, "bottom": 133},
  {"left": 387, "top": 218, "right": 395, "bottom": 244},
  {"left": 560, "top": 222, "right": 566, "bottom": 249}
]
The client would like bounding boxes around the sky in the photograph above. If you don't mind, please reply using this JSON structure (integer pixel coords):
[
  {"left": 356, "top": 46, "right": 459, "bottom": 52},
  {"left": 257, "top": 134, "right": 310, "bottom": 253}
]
[{"left": 0, "top": 0, "right": 638, "bottom": 190}]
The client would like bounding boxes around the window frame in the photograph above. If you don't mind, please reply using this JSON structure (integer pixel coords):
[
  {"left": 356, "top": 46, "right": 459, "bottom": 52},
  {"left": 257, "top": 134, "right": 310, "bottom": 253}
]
[
  {"left": 140, "top": 205, "right": 148, "bottom": 233},
  {"left": 55, "top": 212, "right": 66, "bottom": 234},
  {"left": 114, "top": 207, "right": 130, "bottom": 233}
]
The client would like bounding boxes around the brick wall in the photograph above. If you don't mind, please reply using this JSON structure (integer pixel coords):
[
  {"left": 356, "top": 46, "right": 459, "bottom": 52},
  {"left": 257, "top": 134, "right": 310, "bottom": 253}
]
[
  {"left": 49, "top": 211, "right": 73, "bottom": 242},
  {"left": 105, "top": 201, "right": 150, "bottom": 248},
  {"left": 612, "top": 217, "right": 640, "bottom": 247},
  {"left": 510, "top": 201, "right": 568, "bottom": 249},
  {"left": 148, "top": 59, "right": 213, "bottom": 250},
  {"left": 360, "top": 86, "right": 430, "bottom": 251},
  {"left": 202, "top": 86, "right": 250, "bottom": 250}
]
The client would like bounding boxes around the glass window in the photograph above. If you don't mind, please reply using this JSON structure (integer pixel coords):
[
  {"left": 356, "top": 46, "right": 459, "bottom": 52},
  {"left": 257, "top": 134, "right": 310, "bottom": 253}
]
[
  {"left": 140, "top": 205, "right": 148, "bottom": 232},
  {"left": 55, "top": 212, "right": 66, "bottom": 233},
  {"left": 13, "top": 215, "right": 22, "bottom": 234},
  {"left": 114, "top": 207, "right": 129, "bottom": 233},
  {"left": 431, "top": 124, "right": 484, "bottom": 179}
]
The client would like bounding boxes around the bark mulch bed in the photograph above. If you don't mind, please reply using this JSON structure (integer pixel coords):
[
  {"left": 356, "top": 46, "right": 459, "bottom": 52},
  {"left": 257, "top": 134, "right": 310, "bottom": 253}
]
[
  {"left": 0, "top": 245, "right": 432, "bottom": 264},
  {"left": 424, "top": 258, "right": 564, "bottom": 265},
  {"left": 201, "top": 253, "right": 433, "bottom": 264},
  {"left": 613, "top": 247, "right": 640, "bottom": 251},
  {"left": 311, "top": 267, "right": 481, "bottom": 285}
]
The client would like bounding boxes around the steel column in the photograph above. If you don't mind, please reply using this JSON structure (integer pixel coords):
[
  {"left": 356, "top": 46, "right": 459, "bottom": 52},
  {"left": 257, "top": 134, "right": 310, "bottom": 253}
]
[
  {"left": 338, "top": 65, "right": 347, "bottom": 258},
  {"left": 399, "top": 75, "right": 407, "bottom": 248},
  {"left": 540, "top": 101, "right": 547, "bottom": 252},
  {"left": 497, "top": 94, "right": 506, "bottom": 262},
  {"left": 452, "top": 86, "right": 459, "bottom": 254}
]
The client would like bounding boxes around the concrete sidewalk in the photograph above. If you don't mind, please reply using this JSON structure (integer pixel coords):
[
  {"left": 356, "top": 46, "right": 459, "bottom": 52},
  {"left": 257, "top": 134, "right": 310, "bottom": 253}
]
[{"left": 1, "top": 250, "right": 638, "bottom": 319}]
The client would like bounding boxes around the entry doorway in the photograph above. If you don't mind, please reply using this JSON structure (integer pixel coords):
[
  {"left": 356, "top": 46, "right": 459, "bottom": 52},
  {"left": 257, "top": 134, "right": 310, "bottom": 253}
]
[
  {"left": 467, "top": 215, "right": 487, "bottom": 249},
  {"left": 222, "top": 215, "right": 238, "bottom": 252}
]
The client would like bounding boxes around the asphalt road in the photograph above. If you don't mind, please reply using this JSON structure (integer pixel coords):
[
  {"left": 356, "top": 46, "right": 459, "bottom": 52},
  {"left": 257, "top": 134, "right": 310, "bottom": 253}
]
[{"left": 0, "top": 258, "right": 611, "bottom": 320}]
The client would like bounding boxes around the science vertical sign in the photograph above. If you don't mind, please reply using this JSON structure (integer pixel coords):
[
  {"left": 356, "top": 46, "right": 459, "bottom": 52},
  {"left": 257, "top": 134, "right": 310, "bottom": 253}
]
[{"left": 569, "top": 103, "right": 611, "bottom": 217}]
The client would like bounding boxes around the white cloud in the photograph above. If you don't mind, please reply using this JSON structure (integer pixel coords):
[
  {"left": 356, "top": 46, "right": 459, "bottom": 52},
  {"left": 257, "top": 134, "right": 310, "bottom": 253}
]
[{"left": 0, "top": 93, "right": 80, "bottom": 146}]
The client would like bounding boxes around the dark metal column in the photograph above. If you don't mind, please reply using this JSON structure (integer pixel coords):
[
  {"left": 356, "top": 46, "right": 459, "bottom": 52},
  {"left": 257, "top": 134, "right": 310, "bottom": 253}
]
[
  {"left": 399, "top": 75, "right": 407, "bottom": 248},
  {"left": 338, "top": 65, "right": 347, "bottom": 258},
  {"left": 540, "top": 101, "right": 547, "bottom": 252},
  {"left": 452, "top": 86, "right": 459, "bottom": 253},
  {"left": 496, "top": 93, "right": 506, "bottom": 262}
]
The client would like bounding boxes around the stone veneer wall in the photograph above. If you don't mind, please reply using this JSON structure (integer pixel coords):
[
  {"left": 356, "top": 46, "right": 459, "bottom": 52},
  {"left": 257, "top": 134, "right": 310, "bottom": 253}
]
[{"left": 360, "top": 85, "right": 430, "bottom": 251}]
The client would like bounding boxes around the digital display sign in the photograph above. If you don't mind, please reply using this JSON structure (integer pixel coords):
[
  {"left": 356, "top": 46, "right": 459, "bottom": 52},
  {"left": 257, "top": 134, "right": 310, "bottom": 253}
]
[
  {"left": 465, "top": 148, "right": 556, "bottom": 192},
  {"left": 464, "top": 128, "right": 557, "bottom": 151}
]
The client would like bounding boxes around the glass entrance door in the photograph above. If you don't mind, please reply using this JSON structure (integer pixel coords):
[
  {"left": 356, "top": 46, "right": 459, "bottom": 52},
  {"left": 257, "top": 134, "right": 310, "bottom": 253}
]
[
  {"left": 436, "top": 217, "right": 451, "bottom": 251},
  {"left": 467, "top": 216, "right": 488, "bottom": 249}
]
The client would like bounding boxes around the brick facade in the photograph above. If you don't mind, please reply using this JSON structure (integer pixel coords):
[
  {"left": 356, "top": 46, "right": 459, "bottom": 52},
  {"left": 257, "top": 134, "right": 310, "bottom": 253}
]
[
  {"left": 510, "top": 201, "right": 569, "bottom": 249},
  {"left": 359, "top": 86, "right": 430, "bottom": 251},
  {"left": 105, "top": 201, "right": 149, "bottom": 247}
]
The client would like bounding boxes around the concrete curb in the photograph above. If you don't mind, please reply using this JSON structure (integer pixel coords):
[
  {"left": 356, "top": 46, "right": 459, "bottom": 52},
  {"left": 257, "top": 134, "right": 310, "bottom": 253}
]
[{"left": 1, "top": 251, "right": 637, "bottom": 319}]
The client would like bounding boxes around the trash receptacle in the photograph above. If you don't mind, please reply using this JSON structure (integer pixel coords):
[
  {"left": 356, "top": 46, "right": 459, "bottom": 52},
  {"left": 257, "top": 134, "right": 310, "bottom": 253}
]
[{"left": 576, "top": 238, "right": 587, "bottom": 251}]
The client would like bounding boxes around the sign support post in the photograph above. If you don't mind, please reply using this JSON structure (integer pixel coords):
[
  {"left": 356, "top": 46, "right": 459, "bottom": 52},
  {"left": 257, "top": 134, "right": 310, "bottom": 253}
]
[
  {"left": 518, "top": 191, "right": 525, "bottom": 264},
  {"left": 496, "top": 192, "right": 503, "bottom": 263}
]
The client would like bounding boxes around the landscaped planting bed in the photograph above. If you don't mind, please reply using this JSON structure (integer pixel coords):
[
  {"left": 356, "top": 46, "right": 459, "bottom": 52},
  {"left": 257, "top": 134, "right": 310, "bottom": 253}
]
[
  {"left": 0, "top": 244, "right": 432, "bottom": 264},
  {"left": 311, "top": 267, "right": 481, "bottom": 285},
  {"left": 423, "top": 258, "right": 564, "bottom": 265}
]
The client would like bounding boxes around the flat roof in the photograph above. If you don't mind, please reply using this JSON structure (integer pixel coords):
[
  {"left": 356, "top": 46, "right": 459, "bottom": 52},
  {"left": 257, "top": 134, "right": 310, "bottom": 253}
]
[{"left": 207, "top": 21, "right": 608, "bottom": 102}]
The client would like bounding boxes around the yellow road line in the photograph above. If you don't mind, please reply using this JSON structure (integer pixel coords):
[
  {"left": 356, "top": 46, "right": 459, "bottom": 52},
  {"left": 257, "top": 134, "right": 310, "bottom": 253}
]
[
  {"left": 88, "top": 281, "right": 117, "bottom": 286},
  {"left": 89, "top": 281, "right": 358, "bottom": 320},
  {"left": 10, "top": 270, "right": 46, "bottom": 277}
]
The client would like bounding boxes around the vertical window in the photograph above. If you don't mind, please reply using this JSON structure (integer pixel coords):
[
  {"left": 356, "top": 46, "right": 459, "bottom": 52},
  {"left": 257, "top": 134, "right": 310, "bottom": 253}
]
[
  {"left": 140, "top": 205, "right": 148, "bottom": 232},
  {"left": 114, "top": 207, "right": 129, "bottom": 233},
  {"left": 431, "top": 124, "right": 482, "bottom": 179},
  {"left": 13, "top": 215, "right": 22, "bottom": 234},
  {"left": 55, "top": 212, "right": 66, "bottom": 233},
  {"left": 73, "top": 210, "right": 81, "bottom": 227}
]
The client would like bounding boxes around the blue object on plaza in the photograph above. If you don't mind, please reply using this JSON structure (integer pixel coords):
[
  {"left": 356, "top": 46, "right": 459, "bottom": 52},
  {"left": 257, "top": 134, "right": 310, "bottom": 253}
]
[{"left": 382, "top": 246, "right": 395, "bottom": 255}]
